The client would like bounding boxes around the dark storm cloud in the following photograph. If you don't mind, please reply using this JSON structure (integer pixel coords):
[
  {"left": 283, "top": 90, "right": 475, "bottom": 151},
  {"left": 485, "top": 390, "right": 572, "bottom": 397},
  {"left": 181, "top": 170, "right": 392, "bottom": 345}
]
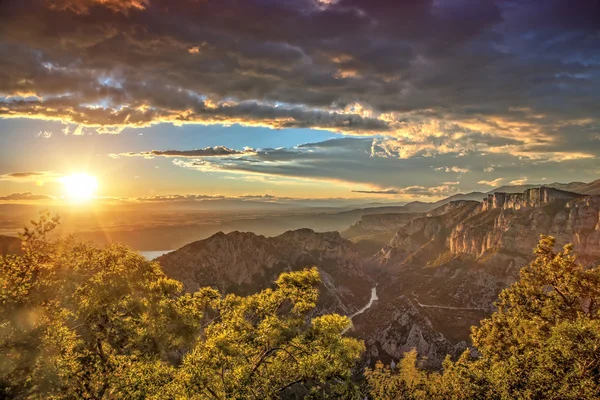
[{"left": 0, "top": 0, "right": 599, "bottom": 159}]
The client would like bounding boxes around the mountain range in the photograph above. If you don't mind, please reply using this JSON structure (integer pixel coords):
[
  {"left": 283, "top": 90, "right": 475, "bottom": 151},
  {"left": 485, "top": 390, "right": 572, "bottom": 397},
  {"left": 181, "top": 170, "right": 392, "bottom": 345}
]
[{"left": 149, "top": 180, "right": 600, "bottom": 368}]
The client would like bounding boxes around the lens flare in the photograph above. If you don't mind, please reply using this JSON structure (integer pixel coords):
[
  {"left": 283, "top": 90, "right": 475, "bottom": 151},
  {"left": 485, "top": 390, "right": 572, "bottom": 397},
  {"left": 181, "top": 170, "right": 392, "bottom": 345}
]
[{"left": 61, "top": 173, "right": 98, "bottom": 203}]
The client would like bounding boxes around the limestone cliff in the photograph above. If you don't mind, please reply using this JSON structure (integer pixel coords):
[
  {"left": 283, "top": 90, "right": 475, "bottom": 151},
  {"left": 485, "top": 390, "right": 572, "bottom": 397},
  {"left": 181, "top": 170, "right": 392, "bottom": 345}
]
[
  {"left": 356, "top": 190, "right": 600, "bottom": 367},
  {"left": 450, "top": 193, "right": 600, "bottom": 258},
  {"left": 477, "top": 186, "right": 583, "bottom": 212}
]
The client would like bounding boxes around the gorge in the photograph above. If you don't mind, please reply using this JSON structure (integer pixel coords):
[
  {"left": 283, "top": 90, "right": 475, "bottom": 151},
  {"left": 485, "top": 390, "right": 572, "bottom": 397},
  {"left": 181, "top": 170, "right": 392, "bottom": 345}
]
[{"left": 151, "top": 183, "right": 600, "bottom": 368}]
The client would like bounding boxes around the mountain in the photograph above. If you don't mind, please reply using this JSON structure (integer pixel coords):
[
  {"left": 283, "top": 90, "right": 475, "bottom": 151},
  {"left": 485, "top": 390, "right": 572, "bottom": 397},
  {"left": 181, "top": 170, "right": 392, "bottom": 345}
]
[
  {"left": 485, "top": 184, "right": 542, "bottom": 194},
  {"left": 431, "top": 192, "right": 487, "bottom": 206},
  {"left": 153, "top": 182, "right": 600, "bottom": 369},
  {"left": 340, "top": 196, "right": 486, "bottom": 256},
  {"left": 351, "top": 187, "right": 600, "bottom": 367},
  {"left": 486, "top": 178, "right": 600, "bottom": 196},
  {"left": 562, "top": 178, "right": 600, "bottom": 195},
  {"left": 341, "top": 179, "right": 600, "bottom": 253},
  {"left": 156, "top": 229, "right": 373, "bottom": 316}
]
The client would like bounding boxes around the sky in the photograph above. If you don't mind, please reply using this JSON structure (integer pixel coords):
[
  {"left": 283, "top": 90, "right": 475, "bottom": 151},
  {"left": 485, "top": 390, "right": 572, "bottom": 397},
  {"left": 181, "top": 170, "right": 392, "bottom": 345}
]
[{"left": 0, "top": 0, "right": 599, "bottom": 204}]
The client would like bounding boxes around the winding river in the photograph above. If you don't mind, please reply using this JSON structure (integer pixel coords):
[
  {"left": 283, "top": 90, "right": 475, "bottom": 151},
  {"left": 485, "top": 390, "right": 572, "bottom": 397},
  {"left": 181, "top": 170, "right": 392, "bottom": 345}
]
[
  {"left": 351, "top": 286, "right": 378, "bottom": 317},
  {"left": 343, "top": 285, "right": 378, "bottom": 334}
]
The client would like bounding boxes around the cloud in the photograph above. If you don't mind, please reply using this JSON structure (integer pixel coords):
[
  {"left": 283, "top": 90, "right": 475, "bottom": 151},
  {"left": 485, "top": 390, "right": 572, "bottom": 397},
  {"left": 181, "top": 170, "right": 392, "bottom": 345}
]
[
  {"left": 136, "top": 194, "right": 226, "bottom": 202},
  {"left": 396, "top": 185, "right": 457, "bottom": 197},
  {"left": 155, "top": 136, "right": 599, "bottom": 197},
  {"left": 352, "top": 181, "right": 460, "bottom": 196},
  {"left": 0, "top": 0, "right": 598, "bottom": 163},
  {"left": 48, "top": 0, "right": 149, "bottom": 14},
  {"left": 352, "top": 184, "right": 458, "bottom": 197},
  {"left": 0, "top": 192, "right": 55, "bottom": 201},
  {"left": 434, "top": 166, "right": 470, "bottom": 174},
  {"left": 352, "top": 189, "right": 400, "bottom": 195},
  {"left": 4, "top": 171, "right": 46, "bottom": 178},
  {"left": 132, "top": 193, "right": 379, "bottom": 206},
  {"left": 509, "top": 177, "right": 528, "bottom": 185},
  {"left": 110, "top": 146, "right": 256, "bottom": 159},
  {"left": 478, "top": 178, "right": 505, "bottom": 187},
  {"left": 1, "top": 171, "right": 59, "bottom": 182},
  {"left": 36, "top": 130, "right": 52, "bottom": 139}
]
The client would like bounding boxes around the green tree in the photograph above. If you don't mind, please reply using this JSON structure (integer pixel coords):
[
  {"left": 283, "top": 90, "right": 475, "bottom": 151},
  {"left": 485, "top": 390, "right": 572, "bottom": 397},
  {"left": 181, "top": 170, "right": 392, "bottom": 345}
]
[
  {"left": 365, "top": 350, "right": 442, "bottom": 400},
  {"left": 367, "top": 235, "right": 600, "bottom": 399},
  {"left": 164, "top": 268, "right": 364, "bottom": 399},
  {"left": 0, "top": 213, "right": 364, "bottom": 399}
]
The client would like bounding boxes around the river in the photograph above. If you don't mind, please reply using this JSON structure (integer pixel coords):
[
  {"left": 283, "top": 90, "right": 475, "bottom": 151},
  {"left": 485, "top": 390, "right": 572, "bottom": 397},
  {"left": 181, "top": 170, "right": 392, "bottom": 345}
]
[
  {"left": 351, "top": 285, "right": 378, "bottom": 318},
  {"left": 343, "top": 285, "right": 378, "bottom": 334},
  {"left": 139, "top": 250, "right": 173, "bottom": 260}
]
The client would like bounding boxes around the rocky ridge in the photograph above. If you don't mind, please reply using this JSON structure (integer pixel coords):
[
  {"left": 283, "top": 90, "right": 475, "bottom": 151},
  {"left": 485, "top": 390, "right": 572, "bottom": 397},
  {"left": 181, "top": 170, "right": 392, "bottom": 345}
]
[
  {"left": 477, "top": 186, "right": 584, "bottom": 212},
  {"left": 156, "top": 228, "right": 373, "bottom": 316}
]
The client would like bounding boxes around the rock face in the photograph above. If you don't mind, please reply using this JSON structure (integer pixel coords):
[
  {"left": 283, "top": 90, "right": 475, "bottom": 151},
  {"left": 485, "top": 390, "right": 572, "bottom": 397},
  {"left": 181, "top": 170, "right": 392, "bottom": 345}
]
[
  {"left": 156, "top": 229, "right": 373, "bottom": 315},
  {"left": 451, "top": 193, "right": 600, "bottom": 258},
  {"left": 478, "top": 186, "right": 584, "bottom": 212},
  {"left": 353, "top": 191, "right": 600, "bottom": 367}
]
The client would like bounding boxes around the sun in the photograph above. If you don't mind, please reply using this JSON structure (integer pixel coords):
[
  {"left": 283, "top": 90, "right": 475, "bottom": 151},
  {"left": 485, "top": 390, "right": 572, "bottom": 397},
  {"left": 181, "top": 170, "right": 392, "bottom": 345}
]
[{"left": 61, "top": 173, "right": 99, "bottom": 203}]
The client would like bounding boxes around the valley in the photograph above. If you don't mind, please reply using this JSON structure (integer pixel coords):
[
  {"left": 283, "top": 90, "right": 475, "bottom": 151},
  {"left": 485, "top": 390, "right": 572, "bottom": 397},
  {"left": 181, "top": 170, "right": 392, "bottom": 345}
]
[
  {"left": 139, "top": 181, "right": 600, "bottom": 369},
  {"left": 3, "top": 180, "right": 600, "bottom": 369}
]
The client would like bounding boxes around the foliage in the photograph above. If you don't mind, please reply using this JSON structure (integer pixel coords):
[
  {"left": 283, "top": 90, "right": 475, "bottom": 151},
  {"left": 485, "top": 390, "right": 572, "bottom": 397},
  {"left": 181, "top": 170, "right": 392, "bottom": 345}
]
[
  {"left": 367, "top": 235, "right": 600, "bottom": 399},
  {"left": 0, "top": 212, "right": 364, "bottom": 399},
  {"left": 364, "top": 350, "right": 442, "bottom": 400}
]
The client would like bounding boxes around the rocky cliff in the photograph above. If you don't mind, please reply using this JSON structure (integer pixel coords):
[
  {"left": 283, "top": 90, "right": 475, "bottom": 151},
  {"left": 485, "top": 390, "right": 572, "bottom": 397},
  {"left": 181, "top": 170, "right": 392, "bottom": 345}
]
[
  {"left": 156, "top": 228, "right": 373, "bottom": 316},
  {"left": 450, "top": 193, "right": 600, "bottom": 258},
  {"left": 478, "top": 186, "right": 583, "bottom": 212},
  {"left": 354, "top": 190, "right": 600, "bottom": 367}
]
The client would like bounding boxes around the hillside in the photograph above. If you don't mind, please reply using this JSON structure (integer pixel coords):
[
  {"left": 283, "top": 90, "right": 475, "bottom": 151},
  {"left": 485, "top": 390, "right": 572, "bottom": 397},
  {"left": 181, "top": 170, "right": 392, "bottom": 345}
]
[{"left": 156, "top": 229, "right": 373, "bottom": 316}]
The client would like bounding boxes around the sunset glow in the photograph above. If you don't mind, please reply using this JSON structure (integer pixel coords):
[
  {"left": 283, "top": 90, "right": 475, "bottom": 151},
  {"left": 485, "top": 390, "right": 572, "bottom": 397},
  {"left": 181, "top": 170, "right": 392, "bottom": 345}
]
[{"left": 60, "top": 174, "right": 98, "bottom": 203}]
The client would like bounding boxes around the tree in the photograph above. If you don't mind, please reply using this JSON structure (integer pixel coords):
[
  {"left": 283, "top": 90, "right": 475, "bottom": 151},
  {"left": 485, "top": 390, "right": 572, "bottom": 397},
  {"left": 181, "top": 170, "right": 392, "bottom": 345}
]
[
  {"left": 0, "top": 213, "right": 364, "bottom": 399},
  {"left": 367, "top": 235, "right": 600, "bottom": 399},
  {"left": 365, "top": 349, "right": 442, "bottom": 400},
  {"left": 163, "top": 268, "right": 364, "bottom": 399}
]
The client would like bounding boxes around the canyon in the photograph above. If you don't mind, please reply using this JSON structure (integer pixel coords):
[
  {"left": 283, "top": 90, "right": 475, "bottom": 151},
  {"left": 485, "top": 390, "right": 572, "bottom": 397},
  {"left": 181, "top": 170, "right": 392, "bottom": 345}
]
[
  {"left": 4, "top": 182, "right": 598, "bottom": 369},
  {"left": 154, "top": 183, "right": 600, "bottom": 368}
]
